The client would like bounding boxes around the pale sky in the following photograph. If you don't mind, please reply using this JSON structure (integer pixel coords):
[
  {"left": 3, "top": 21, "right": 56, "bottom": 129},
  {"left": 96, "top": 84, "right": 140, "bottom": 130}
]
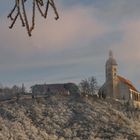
[{"left": 0, "top": 0, "right": 140, "bottom": 90}]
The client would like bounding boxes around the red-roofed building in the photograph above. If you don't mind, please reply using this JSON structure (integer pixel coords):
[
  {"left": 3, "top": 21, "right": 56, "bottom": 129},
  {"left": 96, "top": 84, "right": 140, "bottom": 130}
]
[{"left": 99, "top": 51, "right": 140, "bottom": 107}]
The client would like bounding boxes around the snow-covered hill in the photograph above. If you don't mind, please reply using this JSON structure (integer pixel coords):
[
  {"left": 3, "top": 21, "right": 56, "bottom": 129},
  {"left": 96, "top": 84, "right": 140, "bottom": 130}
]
[{"left": 0, "top": 94, "right": 140, "bottom": 140}]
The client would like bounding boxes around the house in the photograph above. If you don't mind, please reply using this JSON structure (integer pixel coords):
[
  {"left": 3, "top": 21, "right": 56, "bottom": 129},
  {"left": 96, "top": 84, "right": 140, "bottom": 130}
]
[{"left": 31, "top": 83, "right": 79, "bottom": 96}]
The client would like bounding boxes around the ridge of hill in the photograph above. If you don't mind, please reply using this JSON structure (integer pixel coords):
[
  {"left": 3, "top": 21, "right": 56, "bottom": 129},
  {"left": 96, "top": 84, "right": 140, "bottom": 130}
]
[{"left": 0, "top": 94, "right": 140, "bottom": 140}]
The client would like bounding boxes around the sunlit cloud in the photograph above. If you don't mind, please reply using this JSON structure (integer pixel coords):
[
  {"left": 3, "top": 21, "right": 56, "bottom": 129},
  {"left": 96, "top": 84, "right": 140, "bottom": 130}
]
[{"left": 0, "top": 4, "right": 107, "bottom": 70}]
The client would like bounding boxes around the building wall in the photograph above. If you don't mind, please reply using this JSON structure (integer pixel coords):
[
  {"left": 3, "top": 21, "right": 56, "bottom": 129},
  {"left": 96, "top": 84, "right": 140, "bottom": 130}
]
[
  {"left": 106, "top": 81, "right": 113, "bottom": 98},
  {"left": 118, "top": 81, "right": 130, "bottom": 100},
  {"left": 113, "top": 78, "right": 119, "bottom": 99},
  {"left": 100, "top": 78, "right": 131, "bottom": 100},
  {"left": 133, "top": 101, "right": 140, "bottom": 108}
]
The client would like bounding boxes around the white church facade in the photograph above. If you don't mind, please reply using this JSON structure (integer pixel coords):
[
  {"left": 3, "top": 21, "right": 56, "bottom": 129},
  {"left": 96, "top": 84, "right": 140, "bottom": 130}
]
[{"left": 99, "top": 51, "right": 140, "bottom": 107}]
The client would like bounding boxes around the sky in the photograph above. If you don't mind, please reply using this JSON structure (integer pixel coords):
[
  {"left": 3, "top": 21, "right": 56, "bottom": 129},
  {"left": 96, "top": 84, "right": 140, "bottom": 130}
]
[{"left": 0, "top": 0, "right": 140, "bottom": 90}]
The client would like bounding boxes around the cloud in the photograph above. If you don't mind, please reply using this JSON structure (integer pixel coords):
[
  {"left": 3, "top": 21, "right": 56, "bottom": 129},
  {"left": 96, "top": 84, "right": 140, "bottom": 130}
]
[
  {"left": 108, "top": 19, "right": 140, "bottom": 90},
  {"left": 32, "top": 4, "right": 107, "bottom": 48},
  {"left": 0, "top": 3, "right": 107, "bottom": 70},
  {"left": 93, "top": 0, "right": 140, "bottom": 23},
  {"left": 0, "top": 2, "right": 108, "bottom": 88},
  {"left": 113, "top": 19, "right": 140, "bottom": 62},
  {"left": 0, "top": 1, "right": 140, "bottom": 90}
]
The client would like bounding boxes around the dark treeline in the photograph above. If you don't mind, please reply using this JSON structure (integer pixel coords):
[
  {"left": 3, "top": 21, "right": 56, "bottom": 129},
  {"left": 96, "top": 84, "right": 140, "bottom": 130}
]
[{"left": 0, "top": 84, "right": 26, "bottom": 101}]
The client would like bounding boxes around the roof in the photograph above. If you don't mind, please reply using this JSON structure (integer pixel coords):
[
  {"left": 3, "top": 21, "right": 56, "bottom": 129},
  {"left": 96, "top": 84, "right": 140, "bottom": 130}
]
[
  {"left": 117, "top": 75, "right": 138, "bottom": 92},
  {"left": 31, "top": 84, "right": 67, "bottom": 92},
  {"left": 31, "top": 83, "right": 79, "bottom": 94}
]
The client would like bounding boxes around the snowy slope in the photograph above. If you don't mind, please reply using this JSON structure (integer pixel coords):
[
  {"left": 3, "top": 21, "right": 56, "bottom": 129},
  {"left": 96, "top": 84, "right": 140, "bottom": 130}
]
[{"left": 0, "top": 94, "right": 140, "bottom": 140}]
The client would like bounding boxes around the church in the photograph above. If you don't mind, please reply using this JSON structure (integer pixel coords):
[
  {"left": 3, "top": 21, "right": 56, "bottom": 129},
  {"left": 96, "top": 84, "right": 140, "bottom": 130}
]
[{"left": 99, "top": 51, "right": 140, "bottom": 107}]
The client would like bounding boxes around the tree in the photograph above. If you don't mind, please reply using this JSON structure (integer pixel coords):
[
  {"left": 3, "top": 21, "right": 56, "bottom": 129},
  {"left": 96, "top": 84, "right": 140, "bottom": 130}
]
[
  {"left": 21, "top": 83, "right": 26, "bottom": 94},
  {"left": 89, "top": 76, "right": 98, "bottom": 95},
  {"left": 11, "top": 85, "right": 21, "bottom": 101},
  {"left": 64, "top": 83, "right": 80, "bottom": 95},
  {"left": 8, "top": 0, "right": 59, "bottom": 36},
  {"left": 79, "top": 76, "right": 98, "bottom": 96},
  {"left": 79, "top": 79, "right": 90, "bottom": 95}
]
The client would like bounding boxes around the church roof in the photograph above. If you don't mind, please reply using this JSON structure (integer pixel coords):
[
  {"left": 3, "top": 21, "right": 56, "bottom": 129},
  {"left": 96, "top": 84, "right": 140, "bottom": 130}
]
[{"left": 117, "top": 75, "right": 138, "bottom": 92}]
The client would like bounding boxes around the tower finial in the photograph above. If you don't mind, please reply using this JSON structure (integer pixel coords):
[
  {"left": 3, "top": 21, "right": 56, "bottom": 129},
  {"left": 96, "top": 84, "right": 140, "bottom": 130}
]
[{"left": 109, "top": 50, "right": 113, "bottom": 58}]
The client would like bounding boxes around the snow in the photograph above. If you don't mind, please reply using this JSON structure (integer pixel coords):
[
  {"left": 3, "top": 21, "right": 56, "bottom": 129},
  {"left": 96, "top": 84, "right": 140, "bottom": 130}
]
[{"left": 0, "top": 94, "right": 139, "bottom": 140}]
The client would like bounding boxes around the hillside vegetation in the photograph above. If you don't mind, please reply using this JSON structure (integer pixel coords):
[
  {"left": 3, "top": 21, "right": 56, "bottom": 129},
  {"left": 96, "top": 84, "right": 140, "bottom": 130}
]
[{"left": 0, "top": 94, "right": 140, "bottom": 140}]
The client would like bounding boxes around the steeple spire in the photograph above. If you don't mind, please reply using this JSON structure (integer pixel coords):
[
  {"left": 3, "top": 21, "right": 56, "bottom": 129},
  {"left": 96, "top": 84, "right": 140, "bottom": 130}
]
[
  {"left": 109, "top": 50, "right": 113, "bottom": 58},
  {"left": 107, "top": 50, "right": 117, "bottom": 65}
]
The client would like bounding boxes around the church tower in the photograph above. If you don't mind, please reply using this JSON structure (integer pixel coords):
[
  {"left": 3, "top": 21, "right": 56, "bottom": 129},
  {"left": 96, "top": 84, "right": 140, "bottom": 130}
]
[
  {"left": 105, "top": 50, "right": 118, "bottom": 98},
  {"left": 99, "top": 51, "right": 140, "bottom": 103}
]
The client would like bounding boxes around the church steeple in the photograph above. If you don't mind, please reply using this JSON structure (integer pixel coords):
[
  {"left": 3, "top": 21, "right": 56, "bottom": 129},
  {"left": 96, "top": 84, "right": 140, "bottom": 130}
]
[
  {"left": 106, "top": 50, "right": 117, "bottom": 82},
  {"left": 109, "top": 50, "right": 113, "bottom": 58}
]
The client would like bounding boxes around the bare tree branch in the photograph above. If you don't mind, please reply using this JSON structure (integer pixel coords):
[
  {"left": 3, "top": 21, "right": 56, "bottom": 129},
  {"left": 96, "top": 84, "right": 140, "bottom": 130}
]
[{"left": 8, "top": 0, "right": 59, "bottom": 36}]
